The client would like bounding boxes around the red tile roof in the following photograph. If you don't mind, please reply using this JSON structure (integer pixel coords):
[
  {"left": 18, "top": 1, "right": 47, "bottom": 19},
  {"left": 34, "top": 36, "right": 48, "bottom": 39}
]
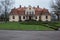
[{"left": 10, "top": 7, "right": 51, "bottom": 16}]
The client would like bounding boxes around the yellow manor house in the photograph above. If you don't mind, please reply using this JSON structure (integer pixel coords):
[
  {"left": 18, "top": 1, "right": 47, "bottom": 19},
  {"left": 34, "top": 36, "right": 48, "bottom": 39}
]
[{"left": 9, "top": 5, "right": 51, "bottom": 22}]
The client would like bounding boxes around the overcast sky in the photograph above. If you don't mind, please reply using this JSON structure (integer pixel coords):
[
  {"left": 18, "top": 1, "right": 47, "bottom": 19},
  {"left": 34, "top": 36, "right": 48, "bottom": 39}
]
[{"left": 14, "top": 0, "right": 52, "bottom": 9}]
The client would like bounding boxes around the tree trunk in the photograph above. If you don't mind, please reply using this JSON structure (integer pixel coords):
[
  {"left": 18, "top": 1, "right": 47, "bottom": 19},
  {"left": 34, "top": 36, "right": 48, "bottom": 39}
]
[{"left": 57, "top": 15, "right": 60, "bottom": 21}]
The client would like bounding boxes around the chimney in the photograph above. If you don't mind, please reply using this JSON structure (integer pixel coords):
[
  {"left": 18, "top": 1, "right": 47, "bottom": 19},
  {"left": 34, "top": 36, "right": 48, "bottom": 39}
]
[
  {"left": 37, "top": 5, "right": 39, "bottom": 8},
  {"left": 24, "top": 6, "right": 26, "bottom": 8},
  {"left": 14, "top": 7, "right": 16, "bottom": 9},
  {"left": 20, "top": 5, "right": 21, "bottom": 8},
  {"left": 29, "top": 5, "right": 31, "bottom": 7},
  {"left": 33, "top": 6, "right": 35, "bottom": 8}
]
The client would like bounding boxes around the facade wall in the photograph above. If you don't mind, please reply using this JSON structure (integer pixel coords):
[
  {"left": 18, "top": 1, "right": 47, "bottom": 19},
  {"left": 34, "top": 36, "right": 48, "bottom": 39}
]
[
  {"left": 9, "top": 15, "right": 19, "bottom": 22},
  {"left": 31, "top": 16, "right": 36, "bottom": 20},
  {"left": 41, "top": 15, "right": 46, "bottom": 21},
  {"left": 35, "top": 16, "right": 40, "bottom": 21},
  {"left": 41, "top": 15, "right": 51, "bottom": 21},
  {"left": 9, "top": 15, "right": 51, "bottom": 22},
  {"left": 47, "top": 15, "right": 51, "bottom": 21},
  {"left": 9, "top": 15, "right": 13, "bottom": 22},
  {"left": 21, "top": 15, "right": 26, "bottom": 21}
]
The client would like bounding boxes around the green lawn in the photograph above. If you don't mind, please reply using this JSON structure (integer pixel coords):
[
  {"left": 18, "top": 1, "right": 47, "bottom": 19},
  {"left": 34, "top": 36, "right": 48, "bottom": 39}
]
[{"left": 0, "top": 22, "right": 54, "bottom": 30}]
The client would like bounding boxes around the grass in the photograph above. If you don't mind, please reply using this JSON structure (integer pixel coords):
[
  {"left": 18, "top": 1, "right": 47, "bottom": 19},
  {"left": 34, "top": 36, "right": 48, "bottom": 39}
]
[
  {"left": 41, "top": 22, "right": 60, "bottom": 30},
  {"left": 0, "top": 22, "right": 54, "bottom": 30}
]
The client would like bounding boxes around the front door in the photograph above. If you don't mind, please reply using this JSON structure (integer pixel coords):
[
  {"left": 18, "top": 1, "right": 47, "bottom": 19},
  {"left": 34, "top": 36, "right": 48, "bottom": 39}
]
[{"left": 29, "top": 16, "right": 31, "bottom": 20}]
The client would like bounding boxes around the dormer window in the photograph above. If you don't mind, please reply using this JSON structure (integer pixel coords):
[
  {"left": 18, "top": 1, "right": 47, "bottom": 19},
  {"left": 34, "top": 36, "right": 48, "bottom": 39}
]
[
  {"left": 29, "top": 8, "right": 31, "bottom": 10},
  {"left": 25, "top": 6, "right": 35, "bottom": 15}
]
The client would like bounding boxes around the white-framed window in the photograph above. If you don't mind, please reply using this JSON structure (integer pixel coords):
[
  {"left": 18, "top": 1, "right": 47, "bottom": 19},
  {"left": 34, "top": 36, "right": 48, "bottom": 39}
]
[
  {"left": 35, "top": 16, "right": 37, "bottom": 19},
  {"left": 13, "top": 15, "right": 15, "bottom": 19},
  {"left": 31, "top": 11, "right": 34, "bottom": 15},
  {"left": 29, "top": 11, "right": 31, "bottom": 15},
  {"left": 25, "top": 7, "right": 35, "bottom": 15},
  {"left": 23, "top": 16, "right": 25, "bottom": 19},
  {"left": 27, "top": 11, "right": 34, "bottom": 15}
]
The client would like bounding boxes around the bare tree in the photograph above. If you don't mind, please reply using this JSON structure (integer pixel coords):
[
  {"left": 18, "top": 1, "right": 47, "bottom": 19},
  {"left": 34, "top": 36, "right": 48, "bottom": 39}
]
[
  {"left": 51, "top": 0, "right": 60, "bottom": 21},
  {"left": 0, "top": 0, "right": 5, "bottom": 14},
  {"left": 0, "top": 0, "right": 14, "bottom": 22}
]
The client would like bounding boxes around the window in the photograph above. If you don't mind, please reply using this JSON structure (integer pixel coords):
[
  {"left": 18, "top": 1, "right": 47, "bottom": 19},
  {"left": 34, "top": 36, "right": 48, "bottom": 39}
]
[
  {"left": 23, "top": 16, "right": 25, "bottom": 19},
  {"left": 27, "top": 12, "right": 31, "bottom": 15},
  {"left": 27, "top": 12, "right": 28, "bottom": 15},
  {"left": 46, "top": 16, "right": 48, "bottom": 19},
  {"left": 27, "top": 12, "right": 28, "bottom": 14},
  {"left": 39, "top": 16, "right": 41, "bottom": 19},
  {"left": 32, "top": 12, "right": 34, "bottom": 15},
  {"left": 13, "top": 15, "right": 15, "bottom": 19},
  {"left": 29, "top": 12, "right": 31, "bottom": 15},
  {"left": 19, "top": 16, "right": 21, "bottom": 19},
  {"left": 35, "top": 16, "right": 37, "bottom": 19}
]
